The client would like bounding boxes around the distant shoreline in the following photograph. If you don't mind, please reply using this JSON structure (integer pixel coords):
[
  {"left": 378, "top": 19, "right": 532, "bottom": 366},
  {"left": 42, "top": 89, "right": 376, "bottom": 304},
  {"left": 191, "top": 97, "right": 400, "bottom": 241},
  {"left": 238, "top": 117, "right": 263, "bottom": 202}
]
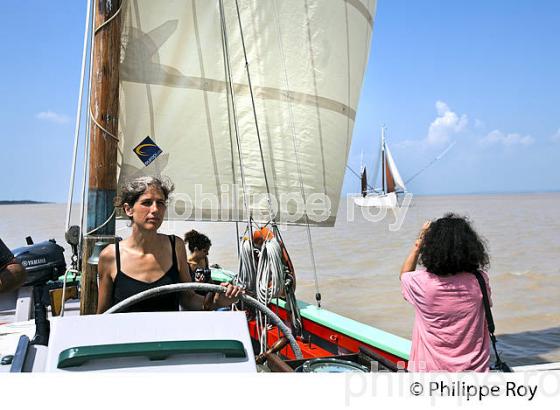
[
  {"left": 1, "top": 191, "right": 559, "bottom": 206},
  {"left": 0, "top": 200, "right": 52, "bottom": 205},
  {"left": 410, "top": 190, "right": 560, "bottom": 198}
]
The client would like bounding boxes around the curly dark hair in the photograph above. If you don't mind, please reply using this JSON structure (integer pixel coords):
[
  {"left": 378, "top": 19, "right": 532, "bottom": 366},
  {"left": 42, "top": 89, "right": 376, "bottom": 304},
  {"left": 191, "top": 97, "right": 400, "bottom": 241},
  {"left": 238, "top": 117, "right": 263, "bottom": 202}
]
[
  {"left": 419, "top": 213, "right": 489, "bottom": 276},
  {"left": 116, "top": 176, "right": 174, "bottom": 207},
  {"left": 115, "top": 176, "right": 175, "bottom": 220},
  {"left": 184, "top": 229, "right": 212, "bottom": 253}
]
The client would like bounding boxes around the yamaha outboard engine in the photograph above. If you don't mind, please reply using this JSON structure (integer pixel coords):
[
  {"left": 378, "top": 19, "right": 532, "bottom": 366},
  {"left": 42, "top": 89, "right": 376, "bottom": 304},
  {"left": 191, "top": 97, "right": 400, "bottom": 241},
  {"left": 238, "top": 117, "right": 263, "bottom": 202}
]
[
  {"left": 12, "top": 238, "right": 67, "bottom": 345},
  {"left": 12, "top": 239, "right": 66, "bottom": 286}
]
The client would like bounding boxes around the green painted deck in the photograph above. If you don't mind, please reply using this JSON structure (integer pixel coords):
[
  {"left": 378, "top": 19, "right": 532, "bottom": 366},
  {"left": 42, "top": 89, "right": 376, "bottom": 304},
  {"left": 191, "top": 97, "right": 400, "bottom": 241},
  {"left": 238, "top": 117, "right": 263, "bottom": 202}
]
[
  {"left": 210, "top": 268, "right": 236, "bottom": 283},
  {"left": 273, "top": 299, "right": 411, "bottom": 360}
]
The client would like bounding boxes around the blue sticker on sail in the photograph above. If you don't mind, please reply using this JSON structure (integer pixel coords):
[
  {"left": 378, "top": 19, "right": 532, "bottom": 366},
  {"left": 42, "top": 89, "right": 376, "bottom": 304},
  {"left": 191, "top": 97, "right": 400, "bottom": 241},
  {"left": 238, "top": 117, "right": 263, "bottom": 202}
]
[{"left": 133, "top": 136, "right": 162, "bottom": 166}]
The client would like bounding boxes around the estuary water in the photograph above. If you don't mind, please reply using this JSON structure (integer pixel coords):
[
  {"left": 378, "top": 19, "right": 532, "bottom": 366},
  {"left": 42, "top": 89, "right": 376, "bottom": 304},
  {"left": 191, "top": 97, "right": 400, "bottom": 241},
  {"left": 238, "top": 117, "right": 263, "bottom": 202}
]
[{"left": 1, "top": 192, "right": 559, "bottom": 366}]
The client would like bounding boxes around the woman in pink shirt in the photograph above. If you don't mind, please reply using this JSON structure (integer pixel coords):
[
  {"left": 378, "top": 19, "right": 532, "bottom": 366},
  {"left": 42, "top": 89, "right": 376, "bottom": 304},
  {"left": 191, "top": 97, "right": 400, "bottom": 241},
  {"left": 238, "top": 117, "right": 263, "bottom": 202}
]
[{"left": 400, "top": 214, "right": 491, "bottom": 372}]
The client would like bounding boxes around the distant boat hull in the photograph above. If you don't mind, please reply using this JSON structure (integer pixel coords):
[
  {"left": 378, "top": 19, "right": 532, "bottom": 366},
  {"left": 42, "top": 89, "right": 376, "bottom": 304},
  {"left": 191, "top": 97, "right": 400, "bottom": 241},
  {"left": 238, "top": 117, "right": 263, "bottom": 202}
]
[{"left": 353, "top": 192, "right": 398, "bottom": 208}]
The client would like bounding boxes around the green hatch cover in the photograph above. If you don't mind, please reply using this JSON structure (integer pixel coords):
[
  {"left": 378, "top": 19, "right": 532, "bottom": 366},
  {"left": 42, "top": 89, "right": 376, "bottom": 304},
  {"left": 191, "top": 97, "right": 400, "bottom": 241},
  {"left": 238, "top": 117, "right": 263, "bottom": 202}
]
[{"left": 57, "top": 339, "right": 246, "bottom": 369}]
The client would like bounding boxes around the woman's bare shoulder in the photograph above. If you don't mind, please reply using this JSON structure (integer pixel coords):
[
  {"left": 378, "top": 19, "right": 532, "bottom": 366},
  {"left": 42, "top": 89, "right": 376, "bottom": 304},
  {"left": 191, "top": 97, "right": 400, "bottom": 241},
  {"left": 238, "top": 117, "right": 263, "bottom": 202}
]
[
  {"left": 98, "top": 243, "right": 117, "bottom": 263},
  {"left": 163, "top": 234, "right": 185, "bottom": 247}
]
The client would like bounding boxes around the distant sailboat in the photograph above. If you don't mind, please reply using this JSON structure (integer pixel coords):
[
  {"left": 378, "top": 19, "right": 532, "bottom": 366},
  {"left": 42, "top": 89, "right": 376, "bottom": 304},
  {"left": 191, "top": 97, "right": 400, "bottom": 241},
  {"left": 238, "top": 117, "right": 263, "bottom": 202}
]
[{"left": 353, "top": 127, "right": 406, "bottom": 208}]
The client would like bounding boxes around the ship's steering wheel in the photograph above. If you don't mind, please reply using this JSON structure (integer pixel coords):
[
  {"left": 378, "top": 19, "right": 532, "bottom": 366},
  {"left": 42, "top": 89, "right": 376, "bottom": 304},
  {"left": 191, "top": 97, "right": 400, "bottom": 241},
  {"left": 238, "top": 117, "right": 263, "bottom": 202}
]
[{"left": 103, "top": 282, "right": 303, "bottom": 360}]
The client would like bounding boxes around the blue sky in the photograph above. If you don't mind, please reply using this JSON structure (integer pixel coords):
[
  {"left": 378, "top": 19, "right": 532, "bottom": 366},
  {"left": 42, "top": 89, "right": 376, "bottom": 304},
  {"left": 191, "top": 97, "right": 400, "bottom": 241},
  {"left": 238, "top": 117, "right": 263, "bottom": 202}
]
[
  {"left": 1, "top": 1, "right": 559, "bottom": 202},
  {"left": 346, "top": 0, "right": 560, "bottom": 195}
]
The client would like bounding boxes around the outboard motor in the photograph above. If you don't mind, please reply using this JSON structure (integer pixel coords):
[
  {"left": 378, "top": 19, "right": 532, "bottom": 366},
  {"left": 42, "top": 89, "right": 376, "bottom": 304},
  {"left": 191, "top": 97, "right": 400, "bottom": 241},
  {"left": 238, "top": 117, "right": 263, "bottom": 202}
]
[
  {"left": 12, "top": 239, "right": 66, "bottom": 287},
  {"left": 12, "top": 238, "right": 67, "bottom": 346}
]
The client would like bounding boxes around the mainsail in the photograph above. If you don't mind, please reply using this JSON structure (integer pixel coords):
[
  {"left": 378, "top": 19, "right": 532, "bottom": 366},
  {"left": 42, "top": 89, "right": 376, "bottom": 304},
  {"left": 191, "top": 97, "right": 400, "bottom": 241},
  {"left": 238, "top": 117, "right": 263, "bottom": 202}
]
[
  {"left": 117, "top": 0, "right": 376, "bottom": 226},
  {"left": 368, "top": 127, "right": 406, "bottom": 194},
  {"left": 384, "top": 143, "right": 406, "bottom": 193},
  {"left": 353, "top": 126, "right": 406, "bottom": 208}
]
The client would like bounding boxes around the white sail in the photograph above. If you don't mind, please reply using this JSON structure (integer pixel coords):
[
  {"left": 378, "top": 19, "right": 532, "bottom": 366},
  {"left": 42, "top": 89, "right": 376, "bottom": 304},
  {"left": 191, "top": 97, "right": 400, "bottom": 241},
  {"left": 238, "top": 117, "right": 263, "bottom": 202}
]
[
  {"left": 370, "top": 134, "right": 383, "bottom": 191},
  {"left": 353, "top": 126, "right": 406, "bottom": 208},
  {"left": 117, "top": 0, "right": 376, "bottom": 226},
  {"left": 384, "top": 142, "right": 406, "bottom": 192}
]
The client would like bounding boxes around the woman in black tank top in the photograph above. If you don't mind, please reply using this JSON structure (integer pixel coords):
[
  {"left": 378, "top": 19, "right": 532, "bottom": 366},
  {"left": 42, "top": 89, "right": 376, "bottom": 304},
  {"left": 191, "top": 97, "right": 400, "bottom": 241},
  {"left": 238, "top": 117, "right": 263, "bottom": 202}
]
[
  {"left": 96, "top": 177, "right": 243, "bottom": 313},
  {"left": 111, "top": 235, "right": 180, "bottom": 312}
]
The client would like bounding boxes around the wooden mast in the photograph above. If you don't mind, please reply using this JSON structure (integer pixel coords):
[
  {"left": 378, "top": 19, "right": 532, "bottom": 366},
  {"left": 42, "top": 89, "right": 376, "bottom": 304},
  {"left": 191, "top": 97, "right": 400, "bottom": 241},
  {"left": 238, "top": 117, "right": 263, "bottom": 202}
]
[{"left": 80, "top": 0, "right": 122, "bottom": 315}]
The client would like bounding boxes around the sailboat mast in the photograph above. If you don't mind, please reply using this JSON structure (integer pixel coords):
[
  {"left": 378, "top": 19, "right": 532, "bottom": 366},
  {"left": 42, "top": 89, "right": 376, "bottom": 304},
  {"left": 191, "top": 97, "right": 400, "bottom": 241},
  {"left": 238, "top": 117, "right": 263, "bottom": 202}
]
[{"left": 81, "top": 0, "right": 122, "bottom": 315}]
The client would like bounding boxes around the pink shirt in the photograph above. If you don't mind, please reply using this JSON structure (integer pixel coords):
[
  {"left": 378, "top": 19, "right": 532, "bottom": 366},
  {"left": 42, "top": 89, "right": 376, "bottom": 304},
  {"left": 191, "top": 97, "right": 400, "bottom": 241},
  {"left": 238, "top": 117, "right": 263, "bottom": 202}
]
[{"left": 401, "top": 269, "right": 491, "bottom": 372}]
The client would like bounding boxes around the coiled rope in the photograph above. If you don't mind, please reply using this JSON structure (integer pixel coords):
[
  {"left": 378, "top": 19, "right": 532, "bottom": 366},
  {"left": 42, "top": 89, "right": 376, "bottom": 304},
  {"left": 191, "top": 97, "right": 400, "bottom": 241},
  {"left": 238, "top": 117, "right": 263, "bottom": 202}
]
[
  {"left": 256, "top": 238, "right": 285, "bottom": 304},
  {"left": 237, "top": 237, "right": 257, "bottom": 292},
  {"left": 255, "top": 237, "right": 286, "bottom": 352}
]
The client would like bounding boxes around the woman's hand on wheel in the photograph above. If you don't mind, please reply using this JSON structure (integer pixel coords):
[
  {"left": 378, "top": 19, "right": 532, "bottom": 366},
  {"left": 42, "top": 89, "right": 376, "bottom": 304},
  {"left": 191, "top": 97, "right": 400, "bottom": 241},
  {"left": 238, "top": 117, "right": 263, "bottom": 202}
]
[{"left": 220, "top": 282, "right": 244, "bottom": 302}]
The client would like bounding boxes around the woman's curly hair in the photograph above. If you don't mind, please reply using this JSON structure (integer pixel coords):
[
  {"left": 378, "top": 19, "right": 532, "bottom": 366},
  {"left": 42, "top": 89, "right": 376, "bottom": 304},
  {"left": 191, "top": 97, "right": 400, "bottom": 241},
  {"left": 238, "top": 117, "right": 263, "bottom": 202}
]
[
  {"left": 419, "top": 213, "right": 489, "bottom": 276},
  {"left": 114, "top": 176, "right": 174, "bottom": 220},
  {"left": 184, "top": 229, "right": 212, "bottom": 253}
]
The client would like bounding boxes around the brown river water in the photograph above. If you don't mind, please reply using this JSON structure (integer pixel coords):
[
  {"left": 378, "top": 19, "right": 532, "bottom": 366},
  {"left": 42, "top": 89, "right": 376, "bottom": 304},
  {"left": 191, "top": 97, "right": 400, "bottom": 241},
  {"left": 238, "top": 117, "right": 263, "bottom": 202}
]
[{"left": 1, "top": 193, "right": 559, "bottom": 366}]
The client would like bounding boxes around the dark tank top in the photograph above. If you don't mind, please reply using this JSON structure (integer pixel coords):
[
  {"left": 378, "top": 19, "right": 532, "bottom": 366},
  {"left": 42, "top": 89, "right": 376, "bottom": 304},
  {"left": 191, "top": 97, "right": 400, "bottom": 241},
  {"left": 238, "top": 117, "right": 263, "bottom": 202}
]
[{"left": 111, "top": 235, "right": 180, "bottom": 312}]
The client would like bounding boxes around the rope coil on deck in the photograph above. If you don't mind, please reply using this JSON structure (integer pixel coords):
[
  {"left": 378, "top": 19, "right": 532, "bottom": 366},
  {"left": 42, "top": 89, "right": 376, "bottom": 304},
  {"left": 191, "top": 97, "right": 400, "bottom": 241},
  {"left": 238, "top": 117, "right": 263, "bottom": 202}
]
[
  {"left": 255, "top": 237, "right": 286, "bottom": 352},
  {"left": 237, "top": 238, "right": 257, "bottom": 292}
]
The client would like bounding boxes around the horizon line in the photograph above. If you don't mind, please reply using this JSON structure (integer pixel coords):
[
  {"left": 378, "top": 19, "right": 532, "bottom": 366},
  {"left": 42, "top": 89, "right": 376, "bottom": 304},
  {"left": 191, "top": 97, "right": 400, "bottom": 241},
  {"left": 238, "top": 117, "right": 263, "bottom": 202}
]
[{"left": 2, "top": 189, "right": 560, "bottom": 204}]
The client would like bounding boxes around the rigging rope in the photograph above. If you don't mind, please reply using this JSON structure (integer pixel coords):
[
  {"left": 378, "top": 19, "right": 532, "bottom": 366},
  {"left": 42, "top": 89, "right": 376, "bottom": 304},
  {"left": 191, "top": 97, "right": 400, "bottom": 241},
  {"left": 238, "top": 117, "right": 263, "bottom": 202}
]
[
  {"left": 72, "top": 1, "right": 123, "bottom": 262},
  {"left": 256, "top": 238, "right": 285, "bottom": 303},
  {"left": 255, "top": 237, "right": 286, "bottom": 352},
  {"left": 346, "top": 164, "right": 375, "bottom": 191},
  {"left": 219, "top": 0, "right": 250, "bottom": 261},
  {"left": 78, "top": 124, "right": 91, "bottom": 266},
  {"left": 90, "top": 108, "right": 119, "bottom": 142},
  {"left": 219, "top": 0, "right": 258, "bottom": 282},
  {"left": 94, "top": 1, "right": 124, "bottom": 34},
  {"left": 65, "top": 0, "right": 93, "bottom": 233},
  {"left": 220, "top": 0, "right": 262, "bottom": 292},
  {"left": 237, "top": 236, "right": 257, "bottom": 292},
  {"left": 347, "top": 138, "right": 456, "bottom": 190},
  {"left": 86, "top": 209, "right": 117, "bottom": 235},
  {"left": 89, "top": 1, "right": 123, "bottom": 143},
  {"left": 404, "top": 141, "right": 456, "bottom": 185},
  {"left": 78, "top": 1, "right": 97, "bottom": 263},
  {"left": 233, "top": 0, "right": 275, "bottom": 219},
  {"left": 218, "top": 0, "right": 251, "bottom": 218},
  {"left": 271, "top": 0, "right": 322, "bottom": 307},
  {"left": 84, "top": 2, "right": 123, "bottom": 236}
]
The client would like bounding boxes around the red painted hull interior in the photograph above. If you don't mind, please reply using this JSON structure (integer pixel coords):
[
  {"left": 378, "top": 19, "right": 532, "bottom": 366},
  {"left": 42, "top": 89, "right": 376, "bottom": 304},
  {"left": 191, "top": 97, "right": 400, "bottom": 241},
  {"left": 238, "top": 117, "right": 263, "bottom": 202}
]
[{"left": 247, "top": 303, "right": 407, "bottom": 370}]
